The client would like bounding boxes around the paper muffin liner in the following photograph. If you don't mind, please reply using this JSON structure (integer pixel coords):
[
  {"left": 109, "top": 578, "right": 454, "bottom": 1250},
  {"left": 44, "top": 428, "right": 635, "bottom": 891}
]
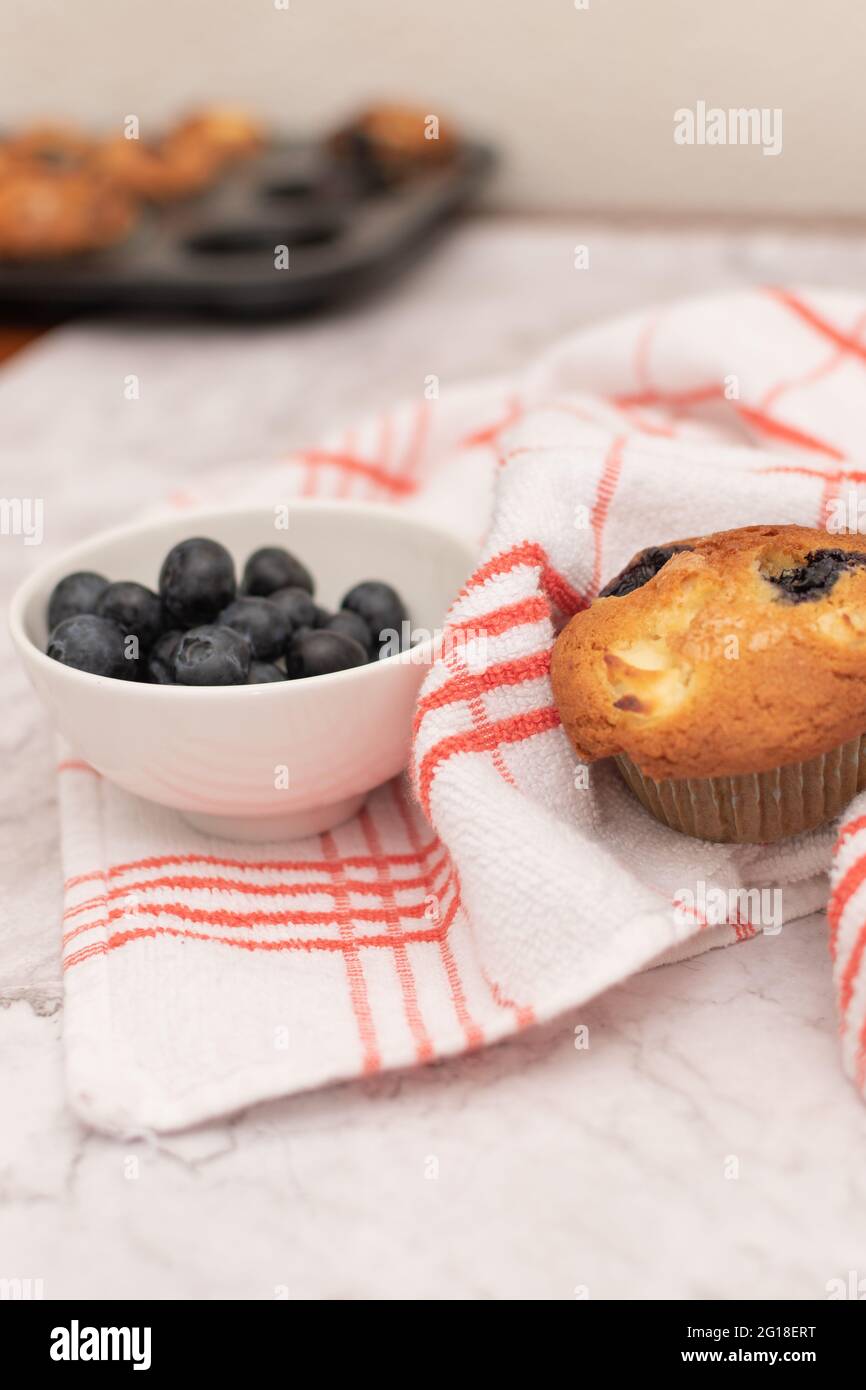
[{"left": 615, "top": 732, "right": 866, "bottom": 843}]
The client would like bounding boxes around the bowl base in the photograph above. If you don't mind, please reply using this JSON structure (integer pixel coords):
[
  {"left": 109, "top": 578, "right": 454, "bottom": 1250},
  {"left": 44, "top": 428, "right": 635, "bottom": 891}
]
[{"left": 182, "top": 792, "right": 367, "bottom": 843}]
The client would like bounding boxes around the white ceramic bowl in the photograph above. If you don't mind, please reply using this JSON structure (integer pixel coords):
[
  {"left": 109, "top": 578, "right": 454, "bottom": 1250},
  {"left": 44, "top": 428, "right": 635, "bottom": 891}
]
[{"left": 9, "top": 502, "right": 475, "bottom": 840}]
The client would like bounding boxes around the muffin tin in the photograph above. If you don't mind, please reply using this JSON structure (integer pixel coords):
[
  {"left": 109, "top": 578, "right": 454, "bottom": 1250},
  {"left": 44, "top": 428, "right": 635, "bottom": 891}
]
[{"left": 0, "top": 137, "right": 495, "bottom": 321}]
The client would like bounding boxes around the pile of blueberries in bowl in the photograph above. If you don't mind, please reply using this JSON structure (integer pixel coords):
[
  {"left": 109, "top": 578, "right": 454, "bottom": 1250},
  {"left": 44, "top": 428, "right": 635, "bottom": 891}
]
[{"left": 45, "top": 537, "right": 409, "bottom": 685}]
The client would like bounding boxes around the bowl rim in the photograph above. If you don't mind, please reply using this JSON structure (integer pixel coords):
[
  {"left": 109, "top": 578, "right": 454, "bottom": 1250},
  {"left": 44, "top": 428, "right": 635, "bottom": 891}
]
[{"left": 8, "top": 498, "right": 476, "bottom": 699}]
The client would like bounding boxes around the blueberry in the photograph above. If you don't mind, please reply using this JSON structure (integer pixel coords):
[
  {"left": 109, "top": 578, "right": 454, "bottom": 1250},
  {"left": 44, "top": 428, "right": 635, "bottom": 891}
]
[
  {"left": 289, "top": 606, "right": 333, "bottom": 646},
  {"left": 47, "top": 614, "right": 136, "bottom": 680},
  {"left": 146, "top": 629, "right": 183, "bottom": 684},
  {"left": 268, "top": 586, "right": 318, "bottom": 636},
  {"left": 600, "top": 545, "right": 693, "bottom": 598},
  {"left": 286, "top": 630, "right": 368, "bottom": 679},
  {"left": 246, "top": 661, "right": 287, "bottom": 684},
  {"left": 174, "top": 625, "right": 251, "bottom": 686},
  {"left": 95, "top": 580, "right": 163, "bottom": 650},
  {"left": 218, "top": 596, "right": 288, "bottom": 661},
  {"left": 159, "top": 538, "right": 236, "bottom": 628},
  {"left": 767, "top": 549, "right": 866, "bottom": 603},
  {"left": 326, "top": 609, "right": 373, "bottom": 653},
  {"left": 242, "top": 547, "right": 313, "bottom": 598},
  {"left": 47, "top": 571, "right": 109, "bottom": 631},
  {"left": 341, "top": 580, "right": 407, "bottom": 649}
]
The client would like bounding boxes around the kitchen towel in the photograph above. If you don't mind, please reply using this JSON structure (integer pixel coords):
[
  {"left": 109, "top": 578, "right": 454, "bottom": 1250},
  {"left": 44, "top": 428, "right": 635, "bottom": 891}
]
[{"left": 58, "top": 287, "right": 866, "bottom": 1133}]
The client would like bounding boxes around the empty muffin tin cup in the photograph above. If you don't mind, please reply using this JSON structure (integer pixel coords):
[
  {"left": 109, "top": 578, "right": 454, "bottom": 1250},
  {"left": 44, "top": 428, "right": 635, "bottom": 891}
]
[{"left": 615, "top": 733, "right": 866, "bottom": 843}]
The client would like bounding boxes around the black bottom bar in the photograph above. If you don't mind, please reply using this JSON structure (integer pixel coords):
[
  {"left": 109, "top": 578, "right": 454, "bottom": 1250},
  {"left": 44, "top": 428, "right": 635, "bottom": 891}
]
[{"left": 1, "top": 1297, "right": 861, "bottom": 1372}]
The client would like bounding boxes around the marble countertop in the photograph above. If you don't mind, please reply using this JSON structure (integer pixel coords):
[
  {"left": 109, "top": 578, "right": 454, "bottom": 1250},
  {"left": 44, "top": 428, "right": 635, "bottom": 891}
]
[{"left": 3, "top": 217, "right": 866, "bottom": 1300}]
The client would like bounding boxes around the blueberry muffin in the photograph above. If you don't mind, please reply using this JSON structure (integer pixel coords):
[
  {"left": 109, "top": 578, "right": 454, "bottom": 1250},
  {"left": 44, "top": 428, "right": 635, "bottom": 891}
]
[
  {"left": 0, "top": 166, "right": 135, "bottom": 259},
  {"left": 551, "top": 525, "right": 866, "bottom": 842},
  {"left": 3, "top": 123, "right": 94, "bottom": 168},
  {"left": 170, "top": 107, "right": 265, "bottom": 163},
  {"left": 89, "top": 133, "right": 219, "bottom": 201},
  {"left": 332, "top": 104, "right": 457, "bottom": 189}
]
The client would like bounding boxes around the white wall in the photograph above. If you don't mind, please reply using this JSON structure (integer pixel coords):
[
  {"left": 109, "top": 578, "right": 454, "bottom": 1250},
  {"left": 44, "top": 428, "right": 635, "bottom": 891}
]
[{"left": 1, "top": 0, "right": 862, "bottom": 218}]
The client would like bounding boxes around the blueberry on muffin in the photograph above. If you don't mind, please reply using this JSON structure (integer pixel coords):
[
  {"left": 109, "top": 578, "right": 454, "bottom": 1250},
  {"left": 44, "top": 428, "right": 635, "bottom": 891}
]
[{"left": 551, "top": 524, "right": 866, "bottom": 842}]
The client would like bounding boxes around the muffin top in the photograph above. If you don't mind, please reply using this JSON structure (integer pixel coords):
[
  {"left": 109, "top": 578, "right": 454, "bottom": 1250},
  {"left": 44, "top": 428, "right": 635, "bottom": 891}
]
[{"left": 551, "top": 524, "right": 866, "bottom": 779}]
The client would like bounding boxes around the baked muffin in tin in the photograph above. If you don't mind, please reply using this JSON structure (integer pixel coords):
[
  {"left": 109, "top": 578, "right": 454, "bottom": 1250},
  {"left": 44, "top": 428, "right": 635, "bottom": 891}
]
[
  {"left": 0, "top": 166, "right": 135, "bottom": 258},
  {"left": 3, "top": 123, "right": 94, "bottom": 168},
  {"left": 170, "top": 107, "right": 265, "bottom": 163},
  {"left": 332, "top": 103, "right": 457, "bottom": 189},
  {"left": 88, "top": 133, "right": 219, "bottom": 202}
]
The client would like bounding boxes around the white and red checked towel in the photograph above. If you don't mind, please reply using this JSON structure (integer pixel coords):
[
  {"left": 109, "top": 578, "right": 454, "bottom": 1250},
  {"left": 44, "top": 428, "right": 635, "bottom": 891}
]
[{"left": 58, "top": 287, "right": 866, "bottom": 1134}]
